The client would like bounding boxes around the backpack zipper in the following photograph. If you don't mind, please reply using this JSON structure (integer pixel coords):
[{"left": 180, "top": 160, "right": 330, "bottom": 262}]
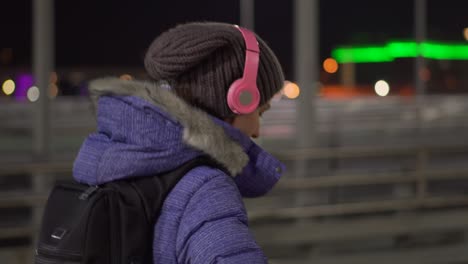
[{"left": 79, "top": 185, "right": 99, "bottom": 200}]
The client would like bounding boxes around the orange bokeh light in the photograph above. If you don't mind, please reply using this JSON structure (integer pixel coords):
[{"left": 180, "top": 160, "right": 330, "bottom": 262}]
[
  {"left": 283, "top": 81, "right": 300, "bottom": 99},
  {"left": 323, "top": 58, "right": 339, "bottom": 74},
  {"left": 120, "top": 74, "right": 133, "bottom": 81}
]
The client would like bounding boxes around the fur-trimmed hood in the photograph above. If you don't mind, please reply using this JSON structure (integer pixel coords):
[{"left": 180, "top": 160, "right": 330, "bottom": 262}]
[{"left": 73, "top": 78, "right": 284, "bottom": 198}]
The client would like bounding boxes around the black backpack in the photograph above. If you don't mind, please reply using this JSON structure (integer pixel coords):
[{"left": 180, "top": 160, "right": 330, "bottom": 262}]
[{"left": 35, "top": 156, "right": 223, "bottom": 264}]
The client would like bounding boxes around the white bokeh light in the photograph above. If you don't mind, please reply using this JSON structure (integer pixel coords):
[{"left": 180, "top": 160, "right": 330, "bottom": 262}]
[
  {"left": 374, "top": 80, "right": 390, "bottom": 97},
  {"left": 27, "top": 86, "right": 40, "bottom": 102}
]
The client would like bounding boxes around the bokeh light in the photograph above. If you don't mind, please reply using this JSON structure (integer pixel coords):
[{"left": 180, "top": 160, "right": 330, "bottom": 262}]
[
  {"left": 16, "top": 74, "right": 34, "bottom": 100},
  {"left": 50, "top": 72, "right": 58, "bottom": 84},
  {"left": 419, "top": 67, "right": 431, "bottom": 82},
  {"left": 0, "top": 48, "right": 13, "bottom": 64},
  {"left": 49, "top": 83, "right": 59, "bottom": 98},
  {"left": 374, "top": 80, "right": 390, "bottom": 97},
  {"left": 323, "top": 58, "right": 339, "bottom": 73},
  {"left": 27, "top": 86, "right": 40, "bottom": 102},
  {"left": 120, "top": 74, "right": 133, "bottom": 81},
  {"left": 283, "top": 81, "right": 300, "bottom": 99},
  {"left": 2, "top": 79, "right": 15, "bottom": 95}
]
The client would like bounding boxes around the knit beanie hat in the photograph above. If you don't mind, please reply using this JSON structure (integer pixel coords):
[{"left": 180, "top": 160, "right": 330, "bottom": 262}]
[{"left": 144, "top": 22, "right": 285, "bottom": 119}]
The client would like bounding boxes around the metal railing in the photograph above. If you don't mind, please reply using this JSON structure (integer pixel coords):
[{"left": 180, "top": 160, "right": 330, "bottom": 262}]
[
  {"left": 0, "top": 143, "right": 468, "bottom": 263},
  {"left": 0, "top": 144, "right": 466, "bottom": 220}
]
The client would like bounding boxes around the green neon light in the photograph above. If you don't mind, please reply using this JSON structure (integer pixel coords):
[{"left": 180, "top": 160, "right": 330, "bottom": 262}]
[
  {"left": 422, "top": 42, "right": 468, "bottom": 60},
  {"left": 332, "top": 41, "right": 468, "bottom": 63},
  {"left": 332, "top": 46, "right": 391, "bottom": 63},
  {"left": 386, "top": 42, "right": 418, "bottom": 58}
]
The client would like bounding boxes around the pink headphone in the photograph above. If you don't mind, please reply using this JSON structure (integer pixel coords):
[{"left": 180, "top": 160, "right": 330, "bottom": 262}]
[{"left": 227, "top": 25, "right": 261, "bottom": 115}]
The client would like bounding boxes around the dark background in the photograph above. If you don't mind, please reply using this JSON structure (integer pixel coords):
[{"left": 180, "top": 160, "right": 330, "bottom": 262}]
[{"left": 1, "top": 0, "right": 468, "bottom": 83}]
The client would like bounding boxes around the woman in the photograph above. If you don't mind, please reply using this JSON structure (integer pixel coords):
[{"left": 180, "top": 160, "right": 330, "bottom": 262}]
[{"left": 73, "top": 22, "right": 285, "bottom": 263}]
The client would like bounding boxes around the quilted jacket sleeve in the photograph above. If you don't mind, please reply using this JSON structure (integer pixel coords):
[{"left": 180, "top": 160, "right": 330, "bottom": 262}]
[{"left": 175, "top": 172, "right": 267, "bottom": 264}]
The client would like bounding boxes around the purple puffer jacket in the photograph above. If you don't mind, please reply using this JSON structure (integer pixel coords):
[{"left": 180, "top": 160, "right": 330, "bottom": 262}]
[{"left": 73, "top": 78, "right": 285, "bottom": 263}]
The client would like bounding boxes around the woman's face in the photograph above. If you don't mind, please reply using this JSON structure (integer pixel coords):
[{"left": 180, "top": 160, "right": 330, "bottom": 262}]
[{"left": 228, "top": 103, "right": 271, "bottom": 138}]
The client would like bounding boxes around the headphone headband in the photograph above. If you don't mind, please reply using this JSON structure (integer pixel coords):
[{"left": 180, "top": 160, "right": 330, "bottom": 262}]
[
  {"left": 227, "top": 25, "right": 261, "bottom": 115},
  {"left": 235, "top": 26, "right": 259, "bottom": 84}
]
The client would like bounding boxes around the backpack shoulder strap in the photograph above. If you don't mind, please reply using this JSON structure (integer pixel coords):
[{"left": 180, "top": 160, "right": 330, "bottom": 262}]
[{"left": 131, "top": 155, "right": 227, "bottom": 222}]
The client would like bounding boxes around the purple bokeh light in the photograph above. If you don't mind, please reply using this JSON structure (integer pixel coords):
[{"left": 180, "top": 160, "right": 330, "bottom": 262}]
[{"left": 15, "top": 74, "right": 34, "bottom": 101}]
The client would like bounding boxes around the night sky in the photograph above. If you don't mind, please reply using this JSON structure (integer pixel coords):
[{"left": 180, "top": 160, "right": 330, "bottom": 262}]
[{"left": 2, "top": 0, "right": 468, "bottom": 80}]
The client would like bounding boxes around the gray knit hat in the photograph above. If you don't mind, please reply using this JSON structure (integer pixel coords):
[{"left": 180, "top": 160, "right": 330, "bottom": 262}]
[{"left": 144, "top": 22, "right": 285, "bottom": 119}]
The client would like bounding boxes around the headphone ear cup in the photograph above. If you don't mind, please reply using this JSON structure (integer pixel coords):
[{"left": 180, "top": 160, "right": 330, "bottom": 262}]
[{"left": 227, "top": 79, "right": 260, "bottom": 114}]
